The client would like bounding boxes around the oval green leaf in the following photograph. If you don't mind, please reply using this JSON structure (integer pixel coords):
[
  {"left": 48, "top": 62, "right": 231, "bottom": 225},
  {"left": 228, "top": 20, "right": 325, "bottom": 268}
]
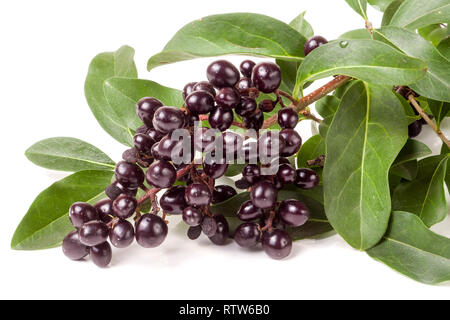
[
  {"left": 389, "top": 0, "right": 450, "bottom": 30},
  {"left": 345, "top": 0, "right": 369, "bottom": 20},
  {"left": 297, "top": 135, "right": 325, "bottom": 168},
  {"left": 324, "top": 81, "right": 408, "bottom": 250},
  {"left": 368, "top": 0, "right": 397, "bottom": 12},
  {"left": 390, "top": 139, "right": 432, "bottom": 180},
  {"left": 25, "top": 137, "right": 115, "bottom": 172}
]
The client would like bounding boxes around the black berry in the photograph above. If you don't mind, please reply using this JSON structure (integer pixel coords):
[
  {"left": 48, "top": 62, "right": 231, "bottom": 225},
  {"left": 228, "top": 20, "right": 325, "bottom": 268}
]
[
  {"left": 135, "top": 214, "right": 168, "bottom": 248},
  {"left": 207, "top": 60, "right": 240, "bottom": 88},
  {"left": 251, "top": 62, "right": 281, "bottom": 93}
]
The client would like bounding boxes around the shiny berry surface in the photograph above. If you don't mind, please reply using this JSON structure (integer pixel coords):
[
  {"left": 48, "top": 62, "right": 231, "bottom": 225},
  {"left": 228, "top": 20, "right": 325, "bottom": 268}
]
[
  {"left": 278, "top": 108, "right": 299, "bottom": 129},
  {"left": 243, "top": 109, "right": 264, "bottom": 131},
  {"left": 94, "top": 199, "right": 114, "bottom": 223},
  {"left": 250, "top": 181, "right": 278, "bottom": 209},
  {"left": 146, "top": 160, "right": 177, "bottom": 188},
  {"left": 295, "top": 168, "right": 320, "bottom": 189},
  {"left": 280, "top": 129, "right": 302, "bottom": 157},
  {"left": 304, "top": 35, "right": 328, "bottom": 56},
  {"left": 152, "top": 133, "right": 183, "bottom": 161},
  {"left": 212, "top": 185, "right": 237, "bottom": 204},
  {"left": 276, "top": 163, "right": 296, "bottom": 184},
  {"left": 259, "top": 99, "right": 276, "bottom": 113},
  {"left": 62, "top": 231, "right": 89, "bottom": 260},
  {"left": 237, "top": 200, "right": 264, "bottom": 221},
  {"left": 159, "top": 186, "right": 187, "bottom": 215},
  {"left": 278, "top": 199, "right": 310, "bottom": 227},
  {"left": 112, "top": 194, "right": 137, "bottom": 219},
  {"left": 133, "top": 133, "right": 155, "bottom": 154},
  {"left": 136, "top": 97, "right": 163, "bottom": 127},
  {"left": 235, "top": 97, "right": 257, "bottom": 117},
  {"left": 182, "top": 206, "right": 203, "bottom": 226},
  {"left": 109, "top": 219, "right": 135, "bottom": 248},
  {"left": 251, "top": 62, "right": 281, "bottom": 93},
  {"left": 152, "top": 106, "right": 185, "bottom": 134},
  {"left": 69, "top": 202, "right": 99, "bottom": 228},
  {"left": 78, "top": 221, "right": 109, "bottom": 246},
  {"left": 183, "top": 82, "right": 197, "bottom": 100},
  {"left": 240, "top": 60, "right": 256, "bottom": 78},
  {"left": 234, "top": 223, "right": 261, "bottom": 248},
  {"left": 209, "top": 107, "right": 233, "bottom": 131},
  {"left": 185, "top": 90, "right": 215, "bottom": 114},
  {"left": 209, "top": 215, "right": 229, "bottom": 245},
  {"left": 135, "top": 214, "right": 168, "bottom": 248},
  {"left": 203, "top": 157, "right": 229, "bottom": 179},
  {"left": 215, "top": 87, "right": 240, "bottom": 109},
  {"left": 207, "top": 60, "right": 240, "bottom": 88},
  {"left": 242, "top": 164, "right": 261, "bottom": 185},
  {"left": 90, "top": 242, "right": 112, "bottom": 268},
  {"left": 236, "top": 77, "right": 253, "bottom": 92},
  {"left": 147, "top": 128, "right": 164, "bottom": 142},
  {"left": 262, "top": 229, "right": 292, "bottom": 260},
  {"left": 105, "top": 180, "right": 137, "bottom": 201},
  {"left": 193, "top": 81, "right": 216, "bottom": 97},
  {"left": 185, "top": 183, "right": 212, "bottom": 207},
  {"left": 114, "top": 161, "right": 145, "bottom": 189}
]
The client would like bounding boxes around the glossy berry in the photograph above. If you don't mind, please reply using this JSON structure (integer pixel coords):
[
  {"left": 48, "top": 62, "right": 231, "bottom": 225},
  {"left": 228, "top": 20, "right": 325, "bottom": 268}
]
[
  {"left": 240, "top": 60, "right": 256, "bottom": 78},
  {"left": 207, "top": 60, "right": 240, "bottom": 88},
  {"left": 237, "top": 200, "right": 264, "bottom": 222},
  {"left": 278, "top": 108, "right": 299, "bottom": 129},
  {"left": 90, "top": 242, "right": 112, "bottom": 268},
  {"left": 209, "top": 107, "right": 234, "bottom": 131},
  {"left": 152, "top": 133, "right": 183, "bottom": 161},
  {"left": 278, "top": 199, "right": 310, "bottom": 227},
  {"left": 215, "top": 87, "right": 240, "bottom": 109},
  {"left": 122, "top": 148, "right": 138, "bottom": 163},
  {"left": 62, "top": 231, "right": 89, "bottom": 260},
  {"left": 182, "top": 206, "right": 203, "bottom": 226},
  {"left": 193, "top": 81, "right": 216, "bottom": 98},
  {"left": 185, "top": 183, "right": 212, "bottom": 207},
  {"left": 280, "top": 129, "right": 302, "bottom": 157},
  {"left": 146, "top": 160, "right": 177, "bottom": 188},
  {"left": 186, "top": 113, "right": 200, "bottom": 127},
  {"left": 136, "top": 97, "right": 163, "bottom": 127},
  {"left": 236, "top": 77, "right": 253, "bottom": 92},
  {"left": 251, "top": 62, "right": 281, "bottom": 93},
  {"left": 112, "top": 194, "right": 137, "bottom": 219},
  {"left": 159, "top": 186, "right": 187, "bottom": 215},
  {"left": 250, "top": 181, "right": 278, "bottom": 209},
  {"left": 212, "top": 185, "right": 237, "bottom": 204},
  {"left": 94, "top": 199, "right": 114, "bottom": 223},
  {"left": 152, "top": 106, "right": 185, "bottom": 134},
  {"left": 209, "top": 215, "right": 230, "bottom": 245},
  {"left": 109, "top": 219, "right": 135, "bottom": 248},
  {"left": 234, "top": 223, "right": 261, "bottom": 248},
  {"left": 408, "top": 120, "right": 423, "bottom": 138},
  {"left": 262, "top": 229, "right": 292, "bottom": 260},
  {"left": 186, "top": 90, "right": 215, "bottom": 115},
  {"left": 147, "top": 128, "right": 164, "bottom": 142},
  {"left": 276, "top": 163, "right": 296, "bottom": 184},
  {"left": 135, "top": 214, "right": 168, "bottom": 248},
  {"left": 201, "top": 216, "right": 217, "bottom": 237},
  {"left": 304, "top": 36, "right": 328, "bottom": 56},
  {"left": 105, "top": 180, "right": 137, "bottom": 201},
  {"left": 115, "top": 161, "right": 145, "bottom": 189},
  {"left": 183, "top": 82, "right": 197, "bottom": 100},
  {"left": 259, "top": 99, "right": 277, "bottom": 113},
  {"left": 243, "top": 109, "right": 264, "bottom": 131},
  {"left": 69, "top": 202, "right": 99, "bottom": 228},
  {"left": 133, "top": 133, "right": 155, "bottom": 154},
  {"left": 136, "top": 125, "right": 149, "bottom": 134},
  {"left": 295, "top": 168, "right": 320, "bottom": 189},
  {"left": 187, "top": 225, "right": 202, "bottom": 240},
  {"left": 235, "top": 97, "right": 257, "bottom": 117},
  {"left": 78, "top": 221, "right": 109, "bottom": 246},
  {"left": 203, "top": 157, "right": 229, "bottom": 179},
  {"left": 242, "top": 164, "right": 261, "bottom": 185}
]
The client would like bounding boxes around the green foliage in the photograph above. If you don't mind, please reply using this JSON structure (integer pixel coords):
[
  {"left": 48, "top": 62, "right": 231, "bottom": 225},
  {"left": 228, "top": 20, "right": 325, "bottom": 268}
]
[
  {"left": 368, "top": 0, "right": 396, "bottom": 12},
  {"left": 345, "top": 0, "right": 369, "bottom": 20}
]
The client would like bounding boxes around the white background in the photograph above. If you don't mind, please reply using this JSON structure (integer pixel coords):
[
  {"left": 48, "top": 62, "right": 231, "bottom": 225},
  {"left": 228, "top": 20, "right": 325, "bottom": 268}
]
[{"left": 1, "top": 0, "right": 449, "bottom": 300}]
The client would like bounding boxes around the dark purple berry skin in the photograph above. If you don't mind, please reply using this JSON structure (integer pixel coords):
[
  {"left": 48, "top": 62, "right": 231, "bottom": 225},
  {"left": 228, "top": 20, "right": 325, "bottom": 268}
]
[
  {"left": 234, "top": 223, "right": 261, "bottom": 248},
  {"left": 258, "top": 131, "right": 286, "bottom": 160},
  {"left": 201, "top": 216, "right": 217, "bottom": 237},
  {"left": 235, "top": 97, "right": 257, "bottom": 117},
  {"left": 280, "top": 129, "right": 302, "bottom": 157},
  {"left": 109, "top": 219, "right": 135, "bottom": 248},
  {"left": 152, "top": 133, "right": 183, "bottom": 161},
  {"left": 235, "top": 178, "right": 251, "bottom": 190},
  {"left": 259, "top": 99, "right": 277, "bottom": 113},
  {"left": 160, "top": 186, "right": 187, "bottom": 215},
  {"left": 187, "top": 225, "right": 202, "bottom": 240},
  {"left": 242, "top": 164, "right": 261, "bottom": 185},
  {"left": 276, "top": 163, "right": 296, "bottom": 184},
  {"left": 185, "top": 90, "right": 215, "bottom": 115},
  {"left": 262, "top": 229, "right": 292, "bottom": 260},
  {"left": 304, "top": 36, "right": 328, "bottom": 56},
  {"left": 90, "top": 242, "right": 112, "bottom": 268},
  {"left": 209, "top": 215, "right": 230, "bottom": 245},
  {"left": 278, "top": 199, "right": 310, "bottom": 227},
  {"left": 237, "top": 200, "right": 264, "bottom": 222},
  {"left": 236, "top": 77, "right": 253, "bottom": 93},
  {"left": 240, "top": 60, "right": 256, "bottom": 78},
  {"left": 186, "top": 113, "right": 200, "bottom": 127},
  {"left": 136, "top": 125, "right": 149, "bottom": 135},
  {"left": 69, "top": 202, "right": 99, "bottom": 228},
  {"left": 105, "top": 181, "right": 137, "bottom": 201},
  {"left": 251, "top": 181, "right": 278, "bottom": 209},
  {"left": 251, "top": 62, "right": 282, "bottom": 93},
  {"left": 243, "top": 109, "right": 264, "bottom": 131},
  {"left": 193, "top": 81, "right": 216, "bottom": 98},
  {"left": 212, "top": 185, "right": 237, "bottom": 204},
  {"left": 209, "top": 107, "right": 234, "bottom": 131},
  {"left": 183, "top": 82, "right": 197, "bottom": 100},
  {"left": 112, "top": 194, "right": 137, "bottom": 219},
  {"left": 408, "top": 120, "right": 423, "bottom": 138},
  {"left": 62, "top": 231, "right": 89, "bottom": 260},
  {"left": 115, "top": 161, "right": 145, "bottom": 189},
  {"left": 207, "top": 60, "right": 240, "bottom": 88},
  {"left": 215, "top": 87, "right": 240, "bottom": 109},
  {"left": 295, "top": 168, "right": 320, "bottom": 190},
  {"left": 272, "top": 177, "right": 284, "bottom": 190},
  {"left": 136, "top": 97, "right": 163, "bottom": 127},
  {"left": 78, "top": 221, "right": 109, "bottom": 246},
  {"left": 147, "top": 128, "right": 164, "bottom": 142},
  {"left": 203, "top": 157, "right": 229, "bottom": 180},
  {"left": 94, "top": 199, "right": 114, "bottom": 223},
  {"left": 185, "top": 183, "right": 212, "bottom": 207},
  {"left": 133, "top": 133, "right": 155, "bottom": 154},
  {"left": 182, "top": 206, "right": 203, "bottom": 226},
  {"left": 135, "top": 214, "right": 168, "bottom": 248},
  {"left": 278, "top": 108, "right": 299, "bottom": 129},
  {"left": 122, "top": 148, "right": 138, "bottom": 163},
  {"left": 146, "top": 160, "right": 177, "bottom": 188},
  {"left": 152, "top": 106, "right": 185, "bottom": 134}
]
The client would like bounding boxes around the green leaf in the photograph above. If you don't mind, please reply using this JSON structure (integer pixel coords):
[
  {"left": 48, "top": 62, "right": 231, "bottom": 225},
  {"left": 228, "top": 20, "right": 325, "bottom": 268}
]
[
  {"left": 428, "top": 99, "right": 450, "bottom": 129},
  {"left": 437, "top": 37, "right": 450, "bottom": 60},
  {"left": 84, "top": 46, "right": 138, "bottom": 146},
  {"left": 392, "top": 154, "right": 449, "bottom": 227},
  {"left": 391, "top": 160, "right": 418, "bottom": 181},
  {"left": 294, "top": 39, "right": 427, "bottom": 96},
  {"left": 390, "top": 139, "right": 432, "bottom": 180},
  {"left": 418, "top": 24, "right": 449, "bottom": 46},
  {"left": 345, "top": 0, "right": 369, "bottom": 20},
  {"left": 25, "top": 137, "right": 115, "bottom": 172},
  {"left": 389, "top": 0, "right": 450, "bottom": 30},
  {"left": 316, "top": 95, "right": 341, "bottom": 139},
  {"left": 382, "top": 0, "right": 405, "bottom": 26},
  {"left": 339, "top": 29, "right": 373, "bottom": 40},
  {"left": 224, "top": 164, "right": 246, "bottom": 177},
  {"left": 368, "top": 0, "right": 396, "bottom": 11},
  {"left": 289, "top": 11, "right": 314, "bottom": 39},
  {"left": 440, "top": 143, "right": 450, "bottom": 190},
  {"left": 297, "top": 135, "right": 325, "bottom": 168},
  {"left": 375, "top": 27, "right": 450, "bottom": 102},
  {"left": 367, "top": 211, "right": 450, "bottom": 285},
  {"left": 103, "top": 77, "right": 184, "bottom": 132},
  {"left": 394, "top": 91, "right": 421, "bottom": 125},
  {"left": 323, "top": 81, "right": 408, "bottom": 250},
  {"left": 11, "top": 170, "right": 113, "bottom": 250},
  {"left": 147, "top": 13, "right": 306, "bottom": 71}
]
